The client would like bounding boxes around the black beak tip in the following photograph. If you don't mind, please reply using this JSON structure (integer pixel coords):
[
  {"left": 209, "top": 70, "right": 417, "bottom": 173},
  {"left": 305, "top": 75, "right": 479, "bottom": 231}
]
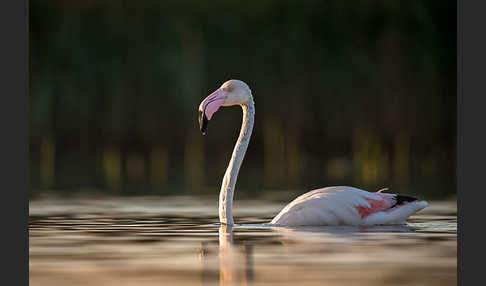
[{"left": 198, "top": 110, "right": 209, "bottom": 135}]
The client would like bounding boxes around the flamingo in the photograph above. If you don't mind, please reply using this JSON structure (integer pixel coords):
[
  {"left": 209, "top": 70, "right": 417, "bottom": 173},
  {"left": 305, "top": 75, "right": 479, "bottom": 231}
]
[{"left": 198, "top": 79, "right": 428, "bottom": 226}]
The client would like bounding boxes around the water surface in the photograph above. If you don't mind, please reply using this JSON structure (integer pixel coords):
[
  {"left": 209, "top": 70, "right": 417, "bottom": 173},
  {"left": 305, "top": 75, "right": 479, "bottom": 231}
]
[{"left": 30, "top": 197, "right": 456, "bottom": 286}]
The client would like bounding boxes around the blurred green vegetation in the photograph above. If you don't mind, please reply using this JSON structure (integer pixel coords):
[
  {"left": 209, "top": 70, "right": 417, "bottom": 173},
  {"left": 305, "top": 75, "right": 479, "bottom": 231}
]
[{"left": 29, "top": 0, "right": 456, "bottom": 199}]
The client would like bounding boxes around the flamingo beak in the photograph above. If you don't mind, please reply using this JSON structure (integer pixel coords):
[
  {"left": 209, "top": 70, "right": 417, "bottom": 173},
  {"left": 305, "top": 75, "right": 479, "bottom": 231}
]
[
  {"left": 198, "top": 109, "right": 209, "bottom": 135},
  {"left": 198, "top": 89, "right": 227, "bottom": 135}
]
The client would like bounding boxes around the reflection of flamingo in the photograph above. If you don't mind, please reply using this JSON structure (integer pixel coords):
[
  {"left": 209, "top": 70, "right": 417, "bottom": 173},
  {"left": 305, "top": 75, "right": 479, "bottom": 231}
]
[
  {"left": 198, "top": 79, "right": 428, "bottom": 226},
  {"left": 198, "top": 225, "right": 254, "bottom": 286},
  {"left": 218, "top": 224, "right": 245, "bottom": 285}
]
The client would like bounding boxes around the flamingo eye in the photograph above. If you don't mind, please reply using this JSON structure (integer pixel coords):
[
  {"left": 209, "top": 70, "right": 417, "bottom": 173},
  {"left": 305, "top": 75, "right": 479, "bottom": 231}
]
[{"left": 224, "top": 86, "right": 233, "bottom": 92}]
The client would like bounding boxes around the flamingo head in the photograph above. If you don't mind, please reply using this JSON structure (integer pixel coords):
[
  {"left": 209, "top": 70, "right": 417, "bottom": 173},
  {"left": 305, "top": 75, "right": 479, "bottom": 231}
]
[{"left": 198, "top": 79, "right": 252, "bottom": 135}]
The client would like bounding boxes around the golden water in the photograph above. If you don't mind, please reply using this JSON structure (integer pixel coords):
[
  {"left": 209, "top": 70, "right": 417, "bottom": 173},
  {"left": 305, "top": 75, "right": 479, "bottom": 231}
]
[{"left": 30, "top": 197, "right": 456, "bottom": 286}]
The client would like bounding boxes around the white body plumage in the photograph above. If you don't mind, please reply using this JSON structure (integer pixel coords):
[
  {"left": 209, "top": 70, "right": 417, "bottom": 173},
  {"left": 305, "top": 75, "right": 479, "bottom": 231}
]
[{"left": 270, "top": 186, "right": 428, "bottom": 226}]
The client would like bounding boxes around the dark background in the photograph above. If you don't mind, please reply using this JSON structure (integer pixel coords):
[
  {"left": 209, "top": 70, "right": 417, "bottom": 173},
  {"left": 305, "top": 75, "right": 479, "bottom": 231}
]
[{"left": 29, "top": 0, "right": 456, "bottom": 200}]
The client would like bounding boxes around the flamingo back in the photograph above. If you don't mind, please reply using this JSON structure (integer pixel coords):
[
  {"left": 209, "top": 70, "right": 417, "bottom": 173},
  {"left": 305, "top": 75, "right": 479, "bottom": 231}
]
[{"left": 270, "top": 186, "right": 428, "bottom": 226}]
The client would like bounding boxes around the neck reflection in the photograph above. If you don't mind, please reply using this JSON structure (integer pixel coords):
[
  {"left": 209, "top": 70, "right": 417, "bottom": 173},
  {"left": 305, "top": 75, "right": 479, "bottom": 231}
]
[{"left": 199, "top": 224, "right": 254, "bottom": 286}]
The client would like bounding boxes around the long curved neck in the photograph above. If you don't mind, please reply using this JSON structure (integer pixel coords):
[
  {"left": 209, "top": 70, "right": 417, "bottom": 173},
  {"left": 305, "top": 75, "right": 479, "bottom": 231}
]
[{"left": 219, "top": 97, "right": 255, "bottom": 225}]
